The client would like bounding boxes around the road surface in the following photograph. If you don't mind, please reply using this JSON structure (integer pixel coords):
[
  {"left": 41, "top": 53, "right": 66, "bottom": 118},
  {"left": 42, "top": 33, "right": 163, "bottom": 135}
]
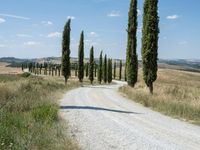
[{"left": 60, "top": 81, "right": 200, "bottom": 150}]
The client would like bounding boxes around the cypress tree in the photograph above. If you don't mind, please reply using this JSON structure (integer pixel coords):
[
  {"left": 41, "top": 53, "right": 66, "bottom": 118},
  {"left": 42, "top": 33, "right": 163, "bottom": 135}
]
[
  {"left": 61, "top": 20, "right": 70, "bottom": 81},
  {"left": 119, "top": 60, "right": 122, "bottom": 80},
  {"left": 62, "top": 19, "right": 71, "bottom": 84},
  {"left": 39, "top": 64, "right": 42, "bottom": 75},
  {"left": 98, "top": 51, "right": 103, "bottom": 84},
  {"left": 58, "top": 65, "right": 61, "bottom": 76},
  {"left": 75, "top": 63, "right": 78, "bottom": 76},
  {"left": 22, "top": 64, "right": 24, "bottom": 71},
  {"left": 49, "top": 64, "right": 51, "bottom": 76},
  {"left": 89, "top": 46, "right": 94, "bottom": 84},
  {"left": 28, "top": 63, "right": 32, "bottom": 72},
  {"left": 36, "top": 63, "right": 39, "bottom": 75},
  {"left": 85, "top": 63, "right": 89, "bottom": 77},
  {"left": 55, "top": 65, "right": 57, "bottom": 76},
  {"left": 113, "top": 61, "right": 116, "bottom": 79},
  {"left": 78, "top": 31, "right": 84, "bottom": 82},
  {"left": 124, "top": 64, "right": 127, "bottom": 81},
  {"left": 103, "top": 54, "right": 107, "bottom": 83},
  {"left": 126, "top": 0, "right": 138, "bottom": 87},
  {"left": 44, "top": 63, "right": 47, "bottom": 75},
  {"left": 34, "top": 63, "right": 36, "bottom": 75},
  {"left": 108, "top": 59, "right": 112, "bottom": 83},
  {"left": 52, "top": 67, "right": 54, "bottom": 76},
  {"left": 141, "top": 0, "right": 159, "bottom": 94},
  {"left": 94, "top": 63, "right": 97, "bottom": 77}
]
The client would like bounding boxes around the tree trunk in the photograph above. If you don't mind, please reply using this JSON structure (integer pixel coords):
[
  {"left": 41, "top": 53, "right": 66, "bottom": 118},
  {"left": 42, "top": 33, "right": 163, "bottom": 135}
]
[{"left": 149, "top": 82, "right": 153, "bottom": 94}]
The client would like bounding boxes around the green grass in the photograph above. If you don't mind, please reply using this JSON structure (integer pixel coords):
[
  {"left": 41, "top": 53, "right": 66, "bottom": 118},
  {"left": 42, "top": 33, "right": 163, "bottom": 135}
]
[
  {"left": 0, "top": 75, "right": 80, "bottom": 150},
  {"left": 119, "top": 69, "right": 200, "bottom": 125}
]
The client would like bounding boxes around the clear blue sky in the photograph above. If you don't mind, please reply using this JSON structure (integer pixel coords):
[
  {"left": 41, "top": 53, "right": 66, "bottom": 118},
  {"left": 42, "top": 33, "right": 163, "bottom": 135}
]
[{"left": 0, "top": 0, "right": 199, "bottom": 59}]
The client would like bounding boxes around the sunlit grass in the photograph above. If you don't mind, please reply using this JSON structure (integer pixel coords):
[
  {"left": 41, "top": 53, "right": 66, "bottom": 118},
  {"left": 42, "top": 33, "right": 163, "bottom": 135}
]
[
  {"left": 0, "top": 74, "right": 80, "bottom": 150},
  {"left": 119, "top": 69, "right": 200, "bottom": 125}
]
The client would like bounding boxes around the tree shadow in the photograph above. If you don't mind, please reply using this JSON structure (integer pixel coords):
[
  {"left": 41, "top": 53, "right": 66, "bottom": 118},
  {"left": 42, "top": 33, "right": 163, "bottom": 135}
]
[{"left": 60, "top": 105, "right": 143, "bottom": 114}]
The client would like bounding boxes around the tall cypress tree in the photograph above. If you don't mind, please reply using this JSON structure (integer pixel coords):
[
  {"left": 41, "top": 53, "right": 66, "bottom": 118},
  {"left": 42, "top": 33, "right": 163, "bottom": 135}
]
[
  {"left": 103, "top": 54, "right": 107, "bottom": 83},
  {"left": 119, "top": 60, "right": 122, "bottom": 80},
  {"left": 141, "top": 0, "right": 159, "bottom": 94},
  {"left": 78, "top": 31, "right": 84, "bottom": 82},
  {"left": 62, "top": 19, "right": 71, "bottom": 84},
  {"left": 89, "top": 46, "right": 94, "bottom": 84},
  {"left": 108, "top": 59, "right": 112, "bottom": 83},
  {"left": 113, "top": 61, "right": 116, "bottom": 79},
  {"left": 126, "top": 0, "right": 138, "bottom": 87},
  {"left": 98, "top": 51, "right": 103, "bottom": 84}
]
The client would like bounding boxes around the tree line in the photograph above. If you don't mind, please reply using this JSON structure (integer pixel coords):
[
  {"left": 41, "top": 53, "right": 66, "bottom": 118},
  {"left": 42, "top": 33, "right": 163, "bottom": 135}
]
[{"left": 25, "top": 0, "right": 159, "bottom": 94}]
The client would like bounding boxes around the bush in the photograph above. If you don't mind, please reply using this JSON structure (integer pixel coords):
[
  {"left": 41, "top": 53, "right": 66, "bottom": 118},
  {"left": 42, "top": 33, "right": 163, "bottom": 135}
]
[{"left": 21, "top": 72, "right": 31, "bottom": 78}]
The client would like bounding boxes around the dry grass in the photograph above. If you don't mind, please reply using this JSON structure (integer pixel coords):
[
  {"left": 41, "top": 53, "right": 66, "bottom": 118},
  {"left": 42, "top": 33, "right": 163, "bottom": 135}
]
[
  {"left": 0, "top": 74, "right": 80, "bottom": 150},
  {"left": 119, "top": 69, "right": 200, "bottom": 125},
  {"left": 0, "top": 62, "right": 23, "bottom": 75}
]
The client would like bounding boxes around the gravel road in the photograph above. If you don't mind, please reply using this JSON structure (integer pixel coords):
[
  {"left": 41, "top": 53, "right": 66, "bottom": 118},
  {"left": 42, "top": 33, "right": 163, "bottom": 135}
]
[{"left": 60, "top": 81, "right": 200, "bottom": 150}]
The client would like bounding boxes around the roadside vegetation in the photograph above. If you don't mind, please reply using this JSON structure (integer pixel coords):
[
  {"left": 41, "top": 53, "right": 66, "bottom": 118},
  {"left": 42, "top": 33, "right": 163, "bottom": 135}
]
[
  {"left": 0, "top": 73, "right": 80, "bottom": 150},
  {"left": 119, "top": 69, "right": 200, "bottom": 125}
]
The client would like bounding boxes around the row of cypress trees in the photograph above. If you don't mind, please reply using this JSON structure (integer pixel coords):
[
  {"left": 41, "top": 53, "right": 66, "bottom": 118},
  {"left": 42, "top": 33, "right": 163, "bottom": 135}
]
[
  {"left": 126, "top": 0, "right": 159, "bottom": 94},
  {"left": 26, "top": 62, "right": 62, "bottom": 76},
  {"left": 61, "top": 0, "right": 159, "bottom": 93},
  {"left": 97, "top": 52, "right": 113, "bottom": 84},
  {"left": 62, "top": 21, "right": 113, "bottom": 85}
]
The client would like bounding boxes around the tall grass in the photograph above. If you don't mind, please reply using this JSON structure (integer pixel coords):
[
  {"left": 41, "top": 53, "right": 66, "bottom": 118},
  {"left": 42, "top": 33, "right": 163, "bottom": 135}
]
[
  {"left": 0, "top": 74, "right": 80, "bottom": 150},
  {"left": 119, "top": 69, "right": 200, "bottom": 125}
]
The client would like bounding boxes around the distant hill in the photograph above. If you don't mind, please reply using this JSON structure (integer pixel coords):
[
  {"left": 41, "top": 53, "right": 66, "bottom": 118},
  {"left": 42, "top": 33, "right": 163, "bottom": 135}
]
[{"left": 0, "top": 57, "right": 200, "bottom": 72}]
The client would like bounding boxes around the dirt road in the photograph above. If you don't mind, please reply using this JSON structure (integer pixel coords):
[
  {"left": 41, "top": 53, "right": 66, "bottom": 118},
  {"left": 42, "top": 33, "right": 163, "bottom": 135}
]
[{"left": 60, "top": 81, "right": 200, "bottom": 150}]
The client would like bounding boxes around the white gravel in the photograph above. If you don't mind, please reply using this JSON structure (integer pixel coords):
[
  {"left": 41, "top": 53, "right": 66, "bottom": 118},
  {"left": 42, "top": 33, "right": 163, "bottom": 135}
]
[{"left": 60, "top": 81, "right": 200, "bottom": 150}]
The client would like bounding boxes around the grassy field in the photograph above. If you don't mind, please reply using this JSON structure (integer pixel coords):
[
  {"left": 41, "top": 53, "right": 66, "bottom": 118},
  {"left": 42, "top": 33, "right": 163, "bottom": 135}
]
[
  {"left": 0, "top": 74, "right": 80, "bottom": 150},
  {"left": 0, "top": 62, "right": 22, "bottom": 75},
  {"left": 119, "top": 69, "right": 200, "bottom": 125}
]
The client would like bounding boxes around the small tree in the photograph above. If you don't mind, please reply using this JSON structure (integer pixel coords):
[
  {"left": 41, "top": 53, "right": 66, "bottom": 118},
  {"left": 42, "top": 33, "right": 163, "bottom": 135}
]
[
  {"left": 103, "top": 54, "right": 107, "bottom": 83},
  {"left": 98, "top": 51, "right": 103, "bottom": 84},
  {"left": 108, "top": 59, "right": 112, "bottom": 83},
  {"left": 119, "top": 60, "right": 122, "bottom": 80},
  {"left": 78, "top": 31, "right": 84, "bottom": 82},
  {"left": 89, "top": 46, "right": 94, "bottom": 84},
  {"left": 62, "top": 19, "right": 71, "bottom": 84}
]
